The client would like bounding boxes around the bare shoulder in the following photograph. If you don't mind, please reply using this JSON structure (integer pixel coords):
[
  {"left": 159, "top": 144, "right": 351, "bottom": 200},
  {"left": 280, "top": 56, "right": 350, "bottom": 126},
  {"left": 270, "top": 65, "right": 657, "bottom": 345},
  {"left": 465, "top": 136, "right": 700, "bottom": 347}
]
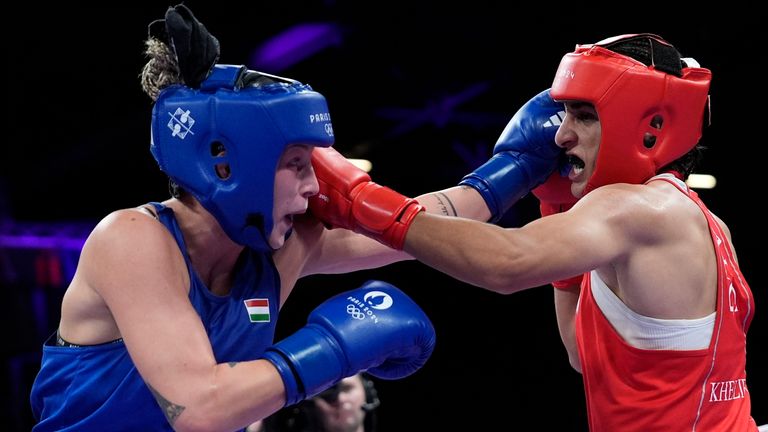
[
  {"left": 573, "top": 184, "right": 651, "bottom": 226},
  {"left": 80, "top": 208, "right": 187, "bottom": 297},
  {"left": 61, "top": 207, "right": 189, "bottom": 342},
  {"left": 87, "top": 208, "right": 179, "bottom": 260},
  {"left": 575, "top": 183, "right": 692, "bottom": 244}
]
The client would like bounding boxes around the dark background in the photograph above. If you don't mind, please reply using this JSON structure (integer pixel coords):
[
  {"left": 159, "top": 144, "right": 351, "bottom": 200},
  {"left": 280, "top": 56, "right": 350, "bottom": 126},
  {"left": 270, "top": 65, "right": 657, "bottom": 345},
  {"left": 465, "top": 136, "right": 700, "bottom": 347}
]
[{"left": 2, "top": 2, "right": 765, "bottom": 430}]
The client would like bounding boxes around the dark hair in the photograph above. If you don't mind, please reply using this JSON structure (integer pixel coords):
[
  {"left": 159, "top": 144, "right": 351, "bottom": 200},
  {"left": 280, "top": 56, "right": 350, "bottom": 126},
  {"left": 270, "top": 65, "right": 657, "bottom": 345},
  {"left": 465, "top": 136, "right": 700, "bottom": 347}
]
[
  {"left": 603, "top": 34, "right": 684, "bottom": 77},
  {"left": 659, "top": 144, "right": 705, "bottom": 178}
]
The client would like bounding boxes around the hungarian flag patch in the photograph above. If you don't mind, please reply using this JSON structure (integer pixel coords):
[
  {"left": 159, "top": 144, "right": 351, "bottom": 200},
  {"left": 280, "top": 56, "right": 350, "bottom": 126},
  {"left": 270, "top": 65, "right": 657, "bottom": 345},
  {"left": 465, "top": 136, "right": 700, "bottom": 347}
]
[{"left": 244, "top": 298, "right": 270, "bottom": 323}]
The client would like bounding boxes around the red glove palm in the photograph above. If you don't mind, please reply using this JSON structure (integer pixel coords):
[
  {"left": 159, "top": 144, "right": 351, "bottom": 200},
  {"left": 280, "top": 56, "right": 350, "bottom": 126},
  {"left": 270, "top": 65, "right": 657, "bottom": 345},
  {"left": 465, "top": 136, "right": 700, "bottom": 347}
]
[
  {"left": 532, "top": 172, "right": 582, "bottom": 290},
  {"left": 309, "top": 148, "right": 423, "bottom": 250}
]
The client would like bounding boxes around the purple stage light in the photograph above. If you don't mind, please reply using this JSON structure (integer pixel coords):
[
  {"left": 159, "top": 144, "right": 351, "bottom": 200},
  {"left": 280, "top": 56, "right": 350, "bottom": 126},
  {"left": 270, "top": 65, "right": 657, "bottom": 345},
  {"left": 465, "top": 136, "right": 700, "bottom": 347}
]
[
  {"left": 0, "top": 221, "right": 93, "bottom": 251},
  {"left": 250, "top": 22, "right": 342, "bottom": 72}
]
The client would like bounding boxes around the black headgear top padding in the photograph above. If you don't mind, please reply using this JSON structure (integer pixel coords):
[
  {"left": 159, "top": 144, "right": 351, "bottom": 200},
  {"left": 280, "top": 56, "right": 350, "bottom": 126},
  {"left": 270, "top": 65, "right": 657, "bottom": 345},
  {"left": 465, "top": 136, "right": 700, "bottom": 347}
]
[{"left": 148, "top": 4, "right": 220, "bottom": 88}]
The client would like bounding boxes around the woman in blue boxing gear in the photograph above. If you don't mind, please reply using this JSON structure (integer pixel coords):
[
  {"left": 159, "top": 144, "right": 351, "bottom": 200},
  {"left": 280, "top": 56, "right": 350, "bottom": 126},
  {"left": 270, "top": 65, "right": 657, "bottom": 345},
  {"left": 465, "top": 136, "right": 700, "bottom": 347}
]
[{"left": 29, "top": 4, "right": 563, "bottom": 432}]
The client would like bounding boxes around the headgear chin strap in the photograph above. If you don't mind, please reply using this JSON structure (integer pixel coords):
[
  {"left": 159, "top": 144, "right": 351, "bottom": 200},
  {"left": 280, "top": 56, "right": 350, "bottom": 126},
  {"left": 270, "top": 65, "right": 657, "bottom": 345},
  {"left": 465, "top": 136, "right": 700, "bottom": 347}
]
[
  {"left": 150, "top": 64, "right": 334, "bottom": 251},
  {"left": 550, "top": 34, "right": 711, "bottom": 194}
]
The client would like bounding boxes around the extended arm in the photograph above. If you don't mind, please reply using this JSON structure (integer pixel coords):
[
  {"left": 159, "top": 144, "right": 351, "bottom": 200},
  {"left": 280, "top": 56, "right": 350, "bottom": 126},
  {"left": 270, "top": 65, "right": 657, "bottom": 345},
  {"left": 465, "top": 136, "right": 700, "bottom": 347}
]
[
  {"left": 299, "top": 185, "right": 487, "bottom": 275},
  {"left": 303, "top": 89, "right": 563, "bottom": 275},
  {"left": 401, "top": 188, "right": 633, "bottom": 294}
]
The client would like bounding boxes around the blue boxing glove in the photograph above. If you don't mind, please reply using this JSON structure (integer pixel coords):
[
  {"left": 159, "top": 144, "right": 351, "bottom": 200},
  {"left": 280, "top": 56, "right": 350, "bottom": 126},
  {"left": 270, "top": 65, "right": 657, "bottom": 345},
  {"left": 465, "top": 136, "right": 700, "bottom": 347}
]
[
  {"left": 261, "top": 280, "right": 435, "bottom": 406},
  {"left": 460, "top": 89, "right": 564, "bottom": 222}
]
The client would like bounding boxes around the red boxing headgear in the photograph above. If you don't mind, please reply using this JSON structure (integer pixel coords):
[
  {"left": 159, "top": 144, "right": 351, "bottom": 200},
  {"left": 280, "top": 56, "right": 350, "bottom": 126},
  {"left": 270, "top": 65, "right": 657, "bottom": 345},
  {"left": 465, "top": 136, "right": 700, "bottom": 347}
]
[{"left": 550, "top": 34, "right": 711, "bottom": 194}]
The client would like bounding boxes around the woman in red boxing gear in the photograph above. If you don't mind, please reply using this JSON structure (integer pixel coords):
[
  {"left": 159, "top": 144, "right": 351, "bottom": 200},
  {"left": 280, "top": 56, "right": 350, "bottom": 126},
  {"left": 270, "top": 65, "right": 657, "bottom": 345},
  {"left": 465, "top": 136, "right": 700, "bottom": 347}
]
[{"left": 397, "top": 34, "right": 759, "bottom": 431}]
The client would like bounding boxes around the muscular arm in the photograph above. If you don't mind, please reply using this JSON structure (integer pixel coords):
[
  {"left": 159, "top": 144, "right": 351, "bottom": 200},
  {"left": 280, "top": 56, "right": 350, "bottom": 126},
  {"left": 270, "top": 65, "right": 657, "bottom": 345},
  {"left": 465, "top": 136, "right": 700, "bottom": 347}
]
[
  {"left": 420, "top": 186, "right": 492, "bottom": 221},
  {"left": 298, "top": 185, "right": 489, "bottom": 276},
  {"left": 82, "top": 212, "right": 288, "bottom": 431},
  {"left": 298, "top": 88, "right": 560, "bottom": 280},
  {"left": 401, "top": 186, "right": 640, "bottom": 294}
]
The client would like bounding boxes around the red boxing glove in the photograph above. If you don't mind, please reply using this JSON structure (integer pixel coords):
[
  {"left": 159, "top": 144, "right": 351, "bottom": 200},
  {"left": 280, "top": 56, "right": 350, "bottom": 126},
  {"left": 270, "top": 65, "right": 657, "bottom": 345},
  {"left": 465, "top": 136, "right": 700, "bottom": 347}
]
[
  {"left": 532, "top": 172, "right": 583, "bottom": 290},
  {"left": 309, "top": 148, "right": 424, "bottom": 250}
]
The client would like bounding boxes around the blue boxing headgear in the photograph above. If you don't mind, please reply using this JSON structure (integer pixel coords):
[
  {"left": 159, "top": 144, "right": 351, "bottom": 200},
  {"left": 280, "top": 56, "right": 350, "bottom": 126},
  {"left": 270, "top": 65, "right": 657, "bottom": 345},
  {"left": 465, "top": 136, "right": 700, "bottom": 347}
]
[{"left": 150, "top": 64, "right": 334, "bottom": 251}]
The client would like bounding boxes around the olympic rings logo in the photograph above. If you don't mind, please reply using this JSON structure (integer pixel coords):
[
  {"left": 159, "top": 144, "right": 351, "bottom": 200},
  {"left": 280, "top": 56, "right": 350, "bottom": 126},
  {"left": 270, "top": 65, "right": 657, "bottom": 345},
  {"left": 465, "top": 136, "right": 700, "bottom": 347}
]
[{"left": 346, "top": 304, "right": 366, "bottom": 320}]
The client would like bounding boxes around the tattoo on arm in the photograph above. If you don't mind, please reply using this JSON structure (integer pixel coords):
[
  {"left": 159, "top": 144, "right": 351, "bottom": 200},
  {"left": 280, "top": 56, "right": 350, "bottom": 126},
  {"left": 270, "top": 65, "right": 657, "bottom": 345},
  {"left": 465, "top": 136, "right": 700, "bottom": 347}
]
[
  {"left": 228, "top": 361, "right": 238, "bottom": 368},
  {"left": 148, "top": 384, "right": 186, "bottom": 426},
  {"left": 434, "top": 192, "right": 458, "bottom": 217}
]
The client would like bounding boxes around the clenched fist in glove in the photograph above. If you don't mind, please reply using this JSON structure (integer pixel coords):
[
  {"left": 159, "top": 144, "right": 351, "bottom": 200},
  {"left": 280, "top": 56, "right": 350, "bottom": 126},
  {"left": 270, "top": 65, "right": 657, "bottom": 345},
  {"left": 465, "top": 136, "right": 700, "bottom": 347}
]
[
  {"left": 262, "top": 280, "right": 436, "bottom": 406},
  {"left": 309, "top": 147, "right": 424, "bottom": 250},
  {"left": 460, "top": 89, "right": 564, "bottom": 222}
]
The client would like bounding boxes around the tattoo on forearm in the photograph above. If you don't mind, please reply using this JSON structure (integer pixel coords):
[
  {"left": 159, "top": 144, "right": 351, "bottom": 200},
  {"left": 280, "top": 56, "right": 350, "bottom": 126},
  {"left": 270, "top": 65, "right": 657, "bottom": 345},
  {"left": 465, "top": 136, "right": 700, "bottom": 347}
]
[
  {"left": 434, "top": 192, "right": 458, "bottom": 216},
  {"left": 148, "top": 384, "right": 186, "bottom": 425},
  {"left": 228, "top": 361, "right": 238, "bottom": 368}
]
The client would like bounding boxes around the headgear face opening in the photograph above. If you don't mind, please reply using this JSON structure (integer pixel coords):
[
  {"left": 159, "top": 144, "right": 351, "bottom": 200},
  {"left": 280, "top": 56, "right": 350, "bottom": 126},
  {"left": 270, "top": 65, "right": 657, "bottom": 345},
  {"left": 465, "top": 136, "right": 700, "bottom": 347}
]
[
  {"left": 550, "top": 34, "right": 711, "bottom": 194},
  {"left": 150, "top": 64, "right": 334, "bottom": 251}
]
